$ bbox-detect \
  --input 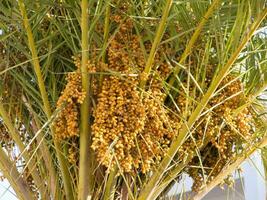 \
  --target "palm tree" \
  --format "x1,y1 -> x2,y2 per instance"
0,0 -> 267,199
